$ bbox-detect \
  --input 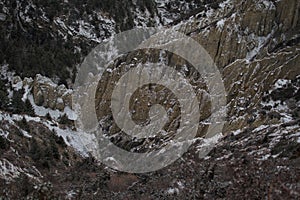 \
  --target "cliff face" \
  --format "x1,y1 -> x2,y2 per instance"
0,0 -> 300,199
168,0 -> 300,135
90,0 -> 300,148
186,0 -> 300,67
